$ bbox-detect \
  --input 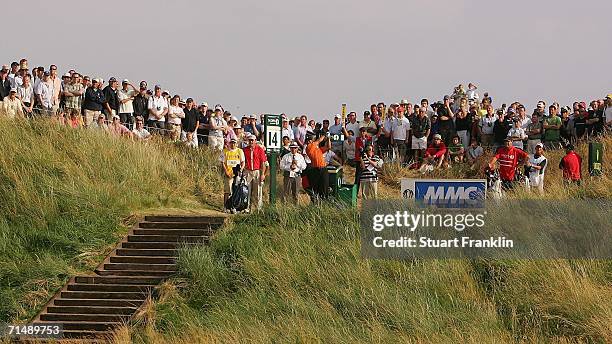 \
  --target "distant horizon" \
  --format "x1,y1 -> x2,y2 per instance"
3,0 -> 610,122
